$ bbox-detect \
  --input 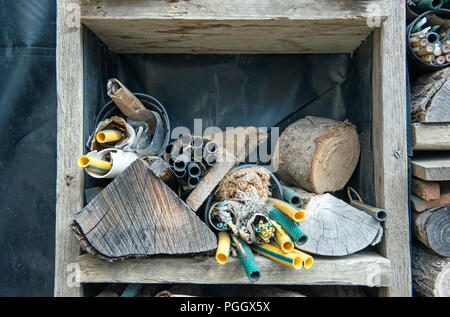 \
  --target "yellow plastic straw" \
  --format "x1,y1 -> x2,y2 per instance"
251,243 -> 302,270
290,248 -> 314,270
215,232 -> 231,265
96,129 -> 123,143
78,155 -> 112,175
268,198 -> 306,222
